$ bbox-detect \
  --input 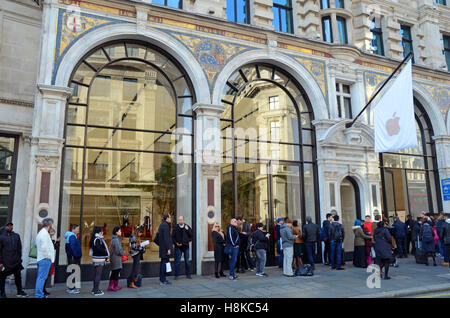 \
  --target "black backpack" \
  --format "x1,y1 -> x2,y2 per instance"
332,223 -> 343,242
247,232 -> 258,252
153,232 -> 160,246
295,264 -> 314,276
